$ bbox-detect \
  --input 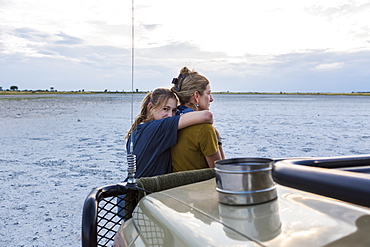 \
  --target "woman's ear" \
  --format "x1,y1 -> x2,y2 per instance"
193,91 -> 200,104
